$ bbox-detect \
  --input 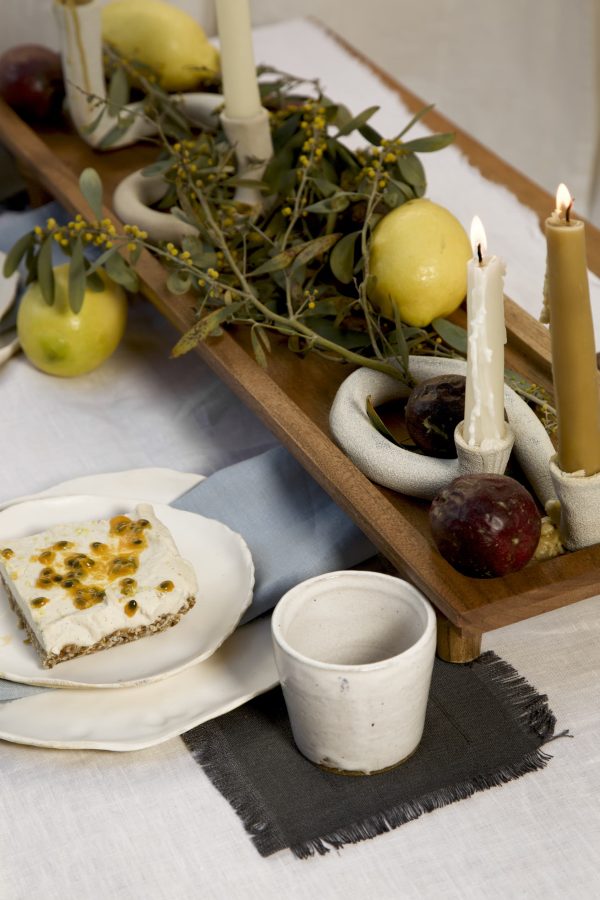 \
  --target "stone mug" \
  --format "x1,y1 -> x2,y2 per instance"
271,570 -> 436,774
